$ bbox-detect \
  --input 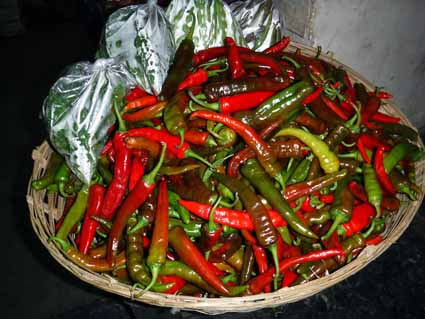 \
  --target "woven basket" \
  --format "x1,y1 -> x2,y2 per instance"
27,42 -> 425,314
